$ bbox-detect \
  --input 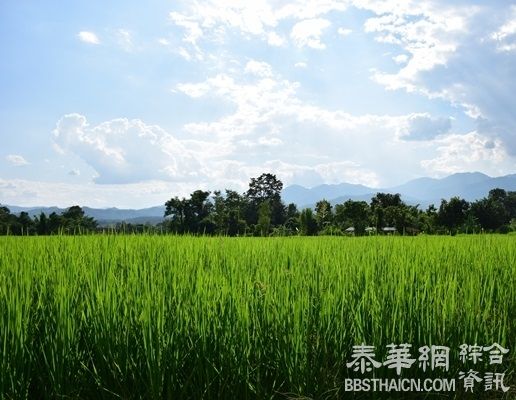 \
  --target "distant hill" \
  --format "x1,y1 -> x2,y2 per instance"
282,172 -> 516,209
282,183 -> 374,206
6,205 -> 166,226
4,172 -> 516,223
387,172 -> 516,204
